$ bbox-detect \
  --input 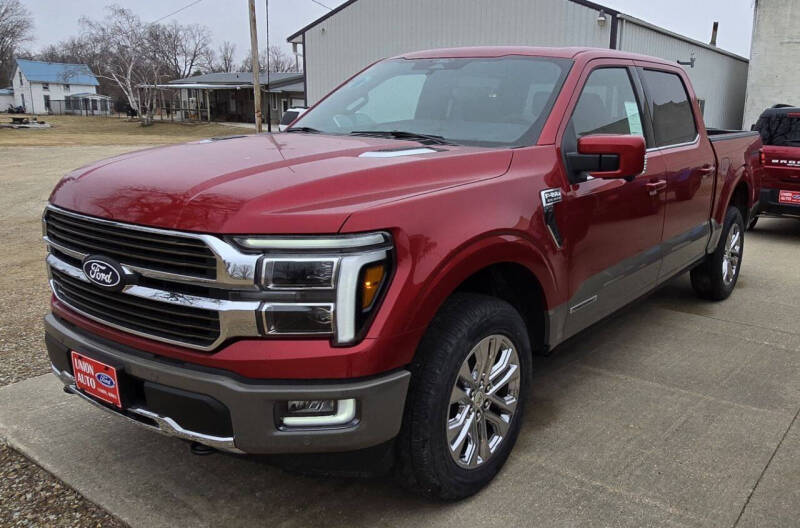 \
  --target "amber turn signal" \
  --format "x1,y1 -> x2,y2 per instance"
360,263 -> 386,309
